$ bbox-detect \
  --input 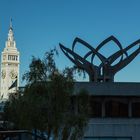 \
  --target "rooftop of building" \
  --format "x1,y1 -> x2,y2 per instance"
74,82 -> 140,96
